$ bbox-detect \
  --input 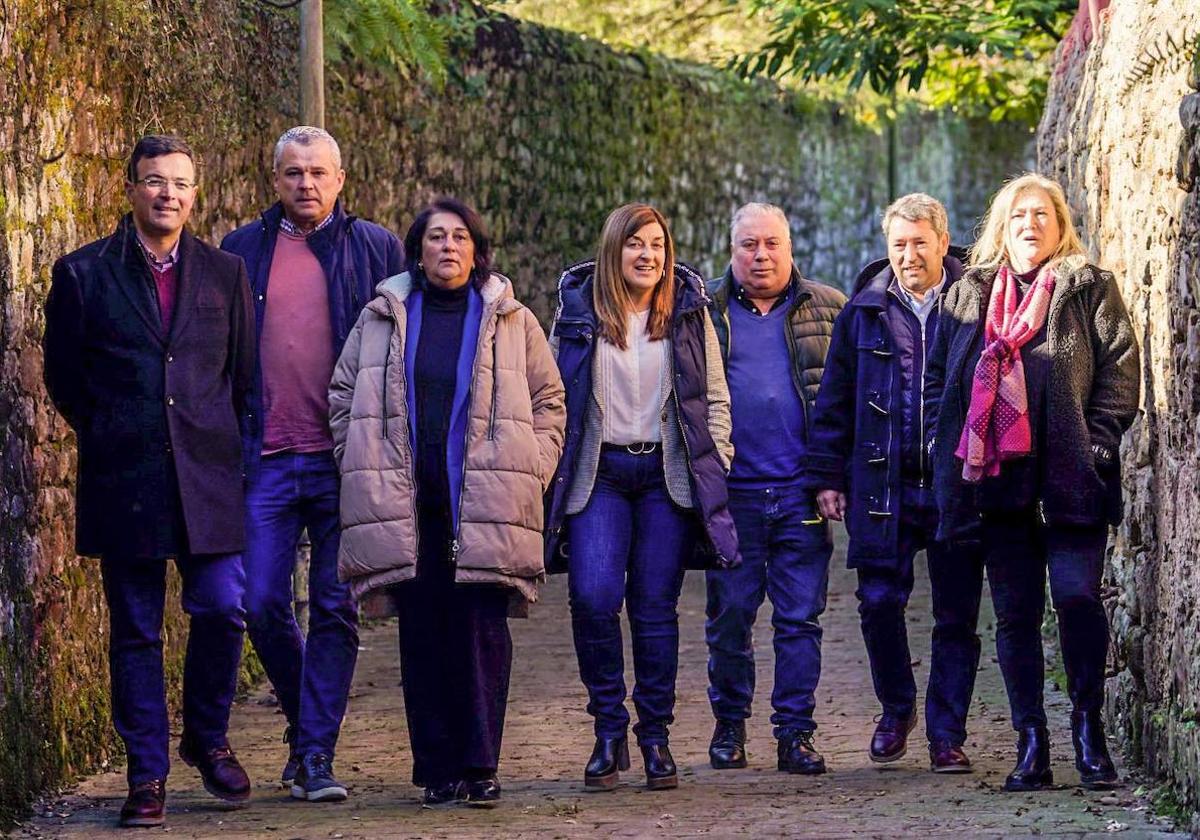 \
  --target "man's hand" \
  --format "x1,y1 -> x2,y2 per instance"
816,489 -> 847,522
